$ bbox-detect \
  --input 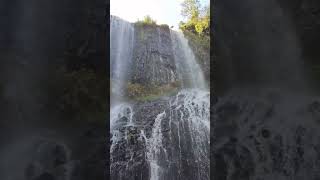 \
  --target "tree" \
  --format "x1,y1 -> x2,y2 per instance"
181,0 -> 200,21
180,0 -> 210,36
